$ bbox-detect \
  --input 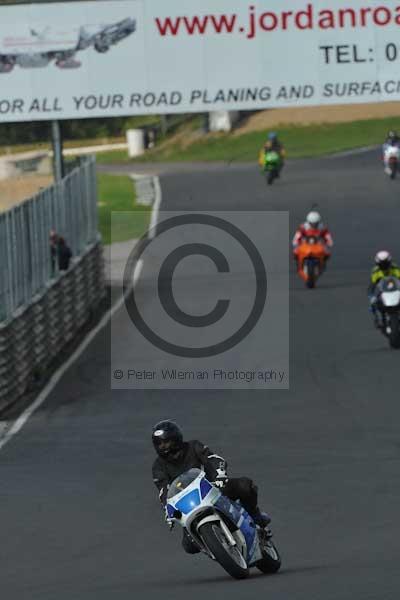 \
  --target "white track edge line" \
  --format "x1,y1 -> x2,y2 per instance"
148,176 -> 162,239
0,292 -> 124,451
325,145 -> 378,159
